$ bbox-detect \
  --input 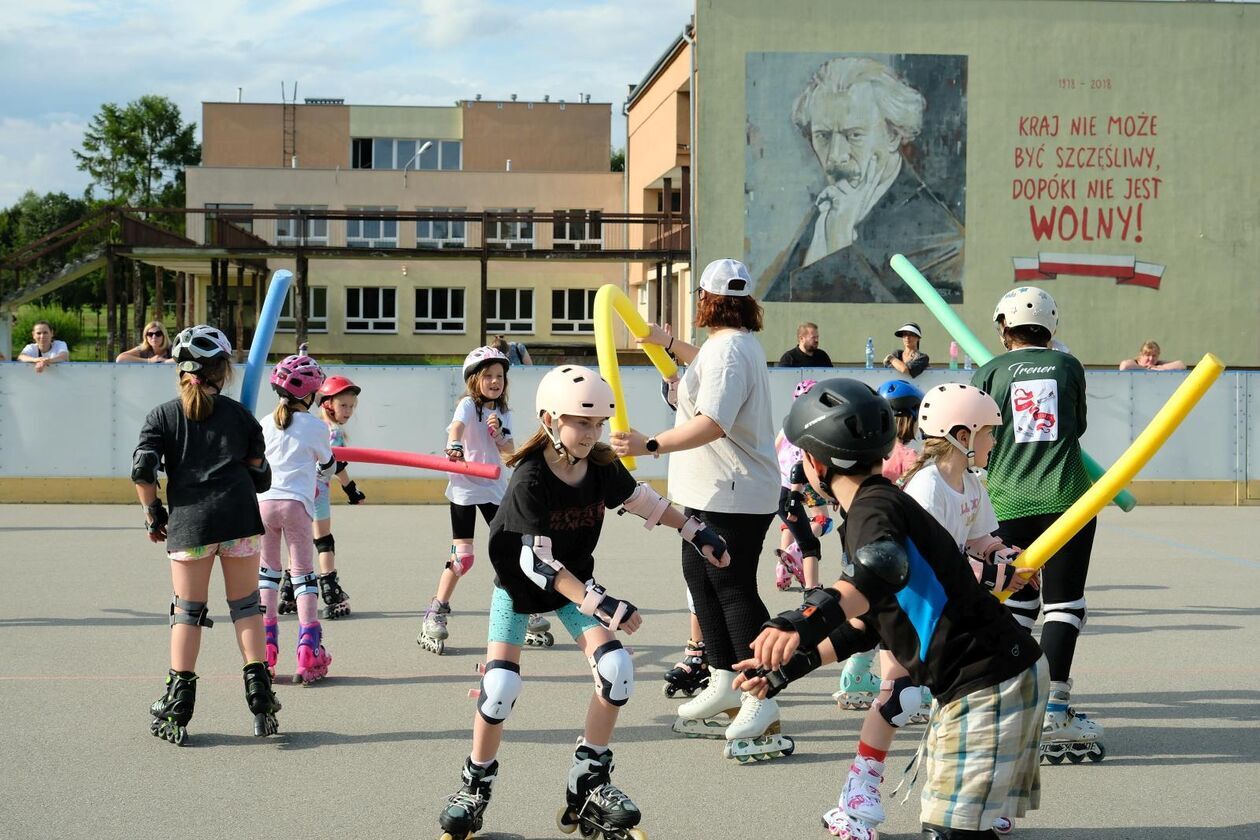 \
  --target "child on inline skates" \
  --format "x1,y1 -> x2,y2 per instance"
773,379 -> 835,592
437,365 -> 729,840
419,346 -> 538,654
133,325 -> 281,745
824,383 -> 1035,839
307,374 -> 363,620
834,379 -> 925,712
973,287 -> 1105,764
258,354 -> 337,685
736,378 -> 1047,840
